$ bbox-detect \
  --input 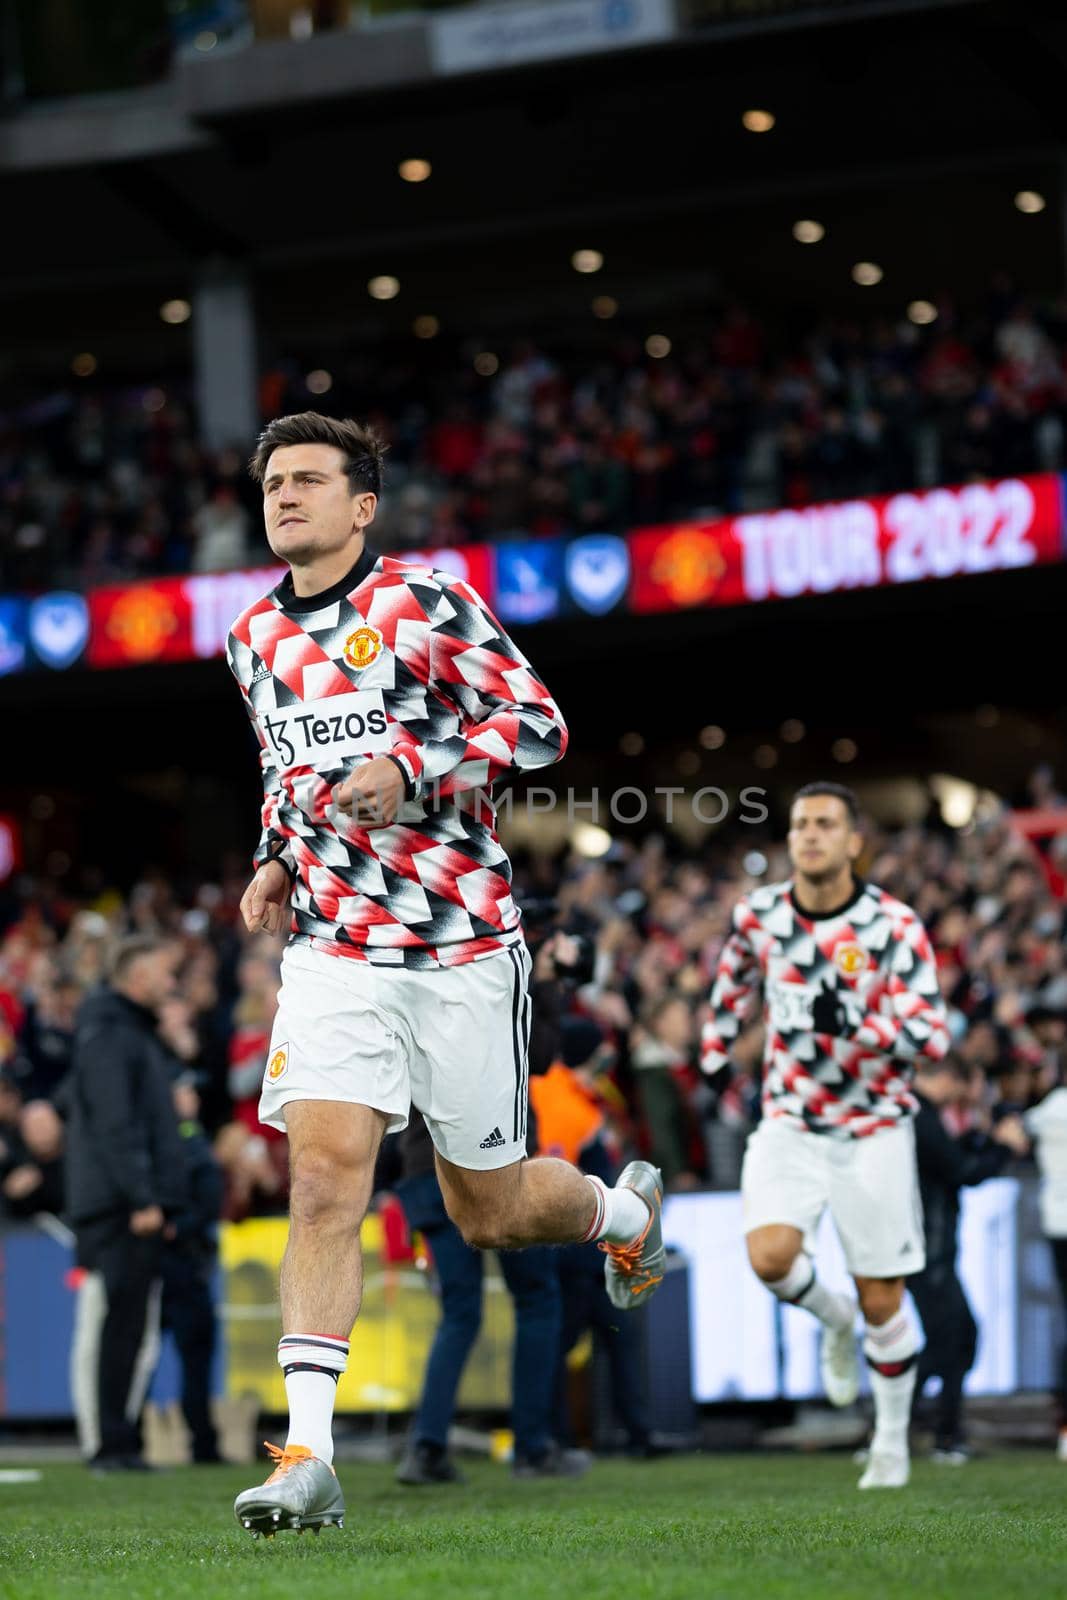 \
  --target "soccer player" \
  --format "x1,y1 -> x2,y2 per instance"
702,783 -> 950,1489
227,413 -> 664,1536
